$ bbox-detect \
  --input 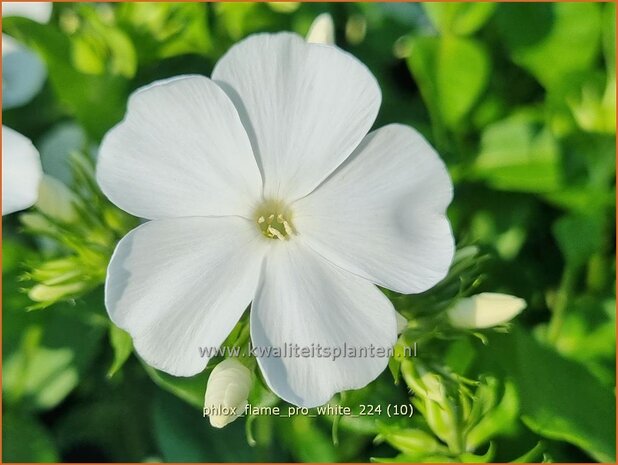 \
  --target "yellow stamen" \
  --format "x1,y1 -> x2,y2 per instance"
254,199 -> 296,240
